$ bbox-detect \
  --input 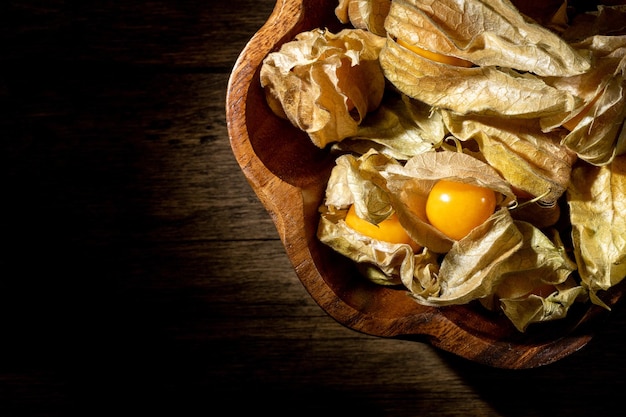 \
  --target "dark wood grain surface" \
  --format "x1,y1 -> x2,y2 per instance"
2,1 -> 626,416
